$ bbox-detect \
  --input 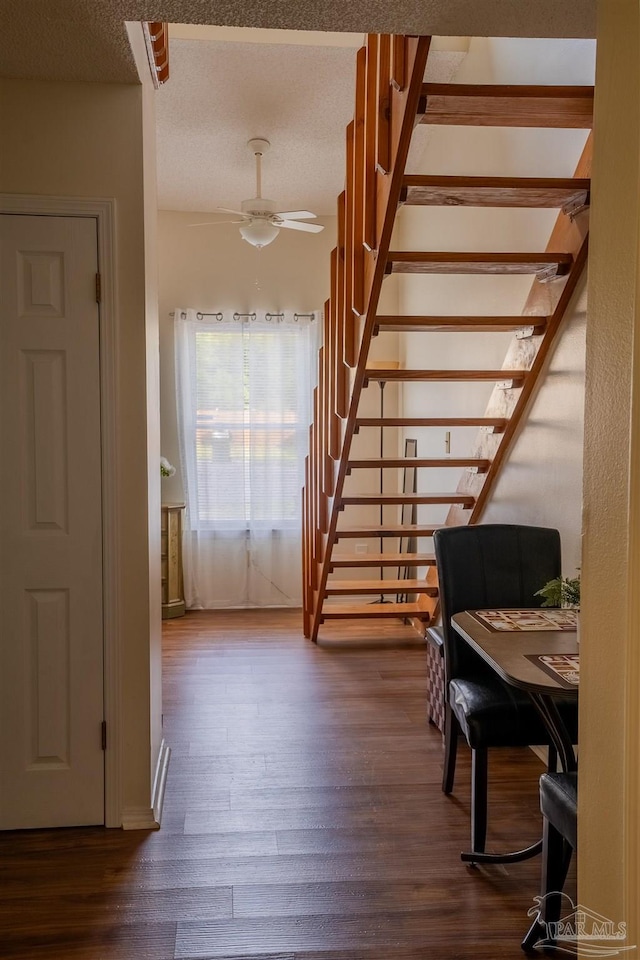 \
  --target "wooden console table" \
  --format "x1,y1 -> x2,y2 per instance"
161,502 -> 185,618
